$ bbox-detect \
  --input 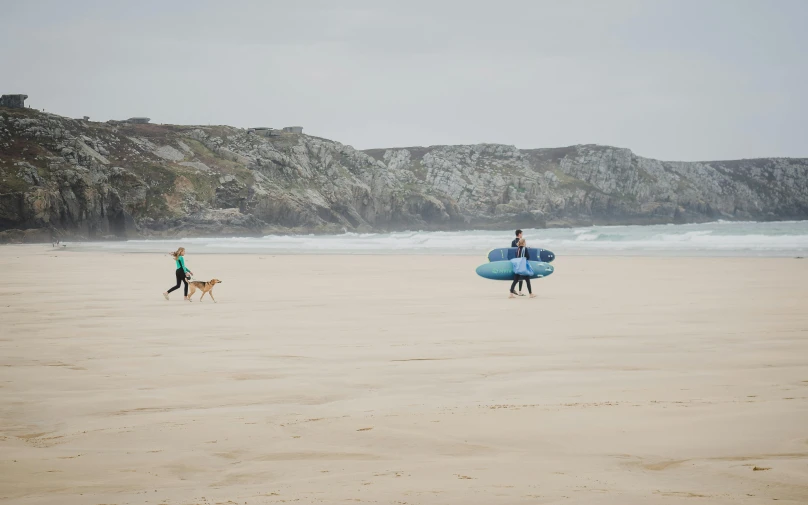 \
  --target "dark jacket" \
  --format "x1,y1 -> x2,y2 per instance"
516,245 -> 530,261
